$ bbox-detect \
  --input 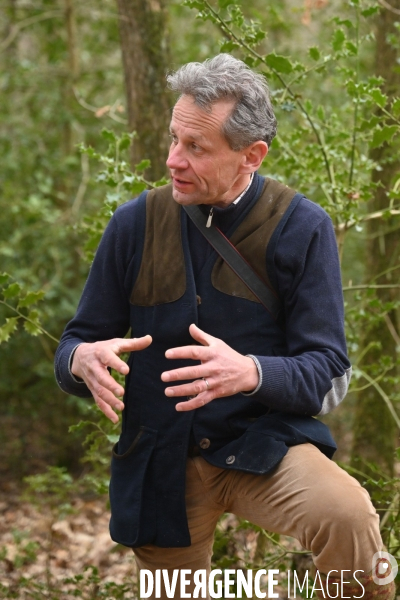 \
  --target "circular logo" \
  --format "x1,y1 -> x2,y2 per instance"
372,552 -> 398,585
